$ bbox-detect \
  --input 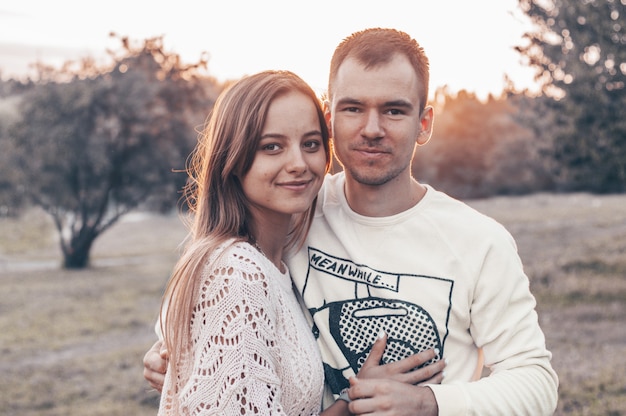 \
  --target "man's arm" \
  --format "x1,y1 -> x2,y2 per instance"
429,226 -> 558,415
142,333 -> 447,400
344,224 -> 558,416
